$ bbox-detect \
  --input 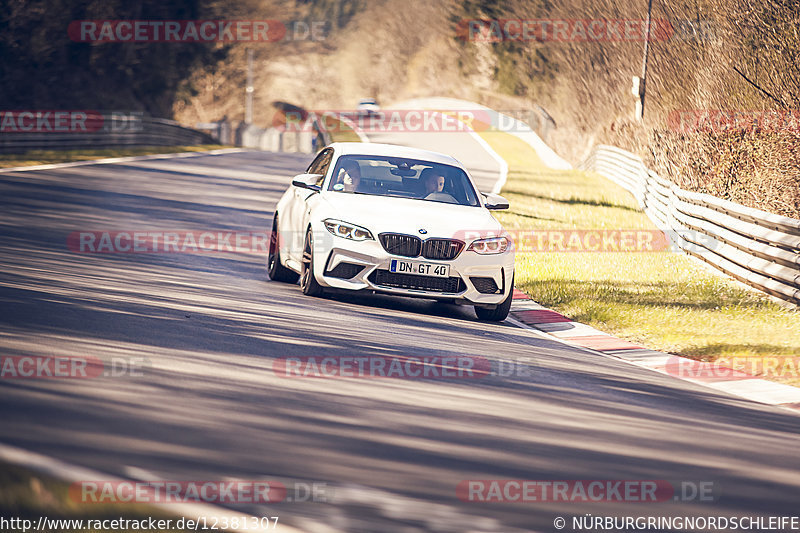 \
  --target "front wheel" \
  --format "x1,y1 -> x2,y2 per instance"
300,227 -> 324,297
267,214 -> 299,283
474,276 -> 514,322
